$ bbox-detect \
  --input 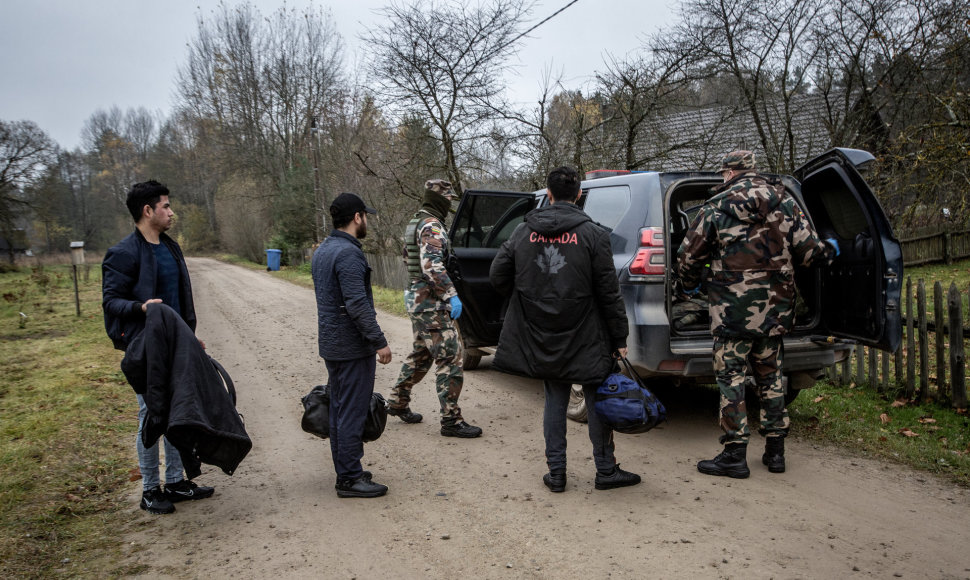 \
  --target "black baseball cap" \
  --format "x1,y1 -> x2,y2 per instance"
330,192 -> 377,219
